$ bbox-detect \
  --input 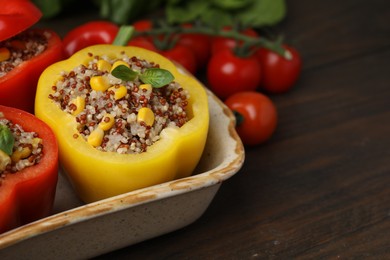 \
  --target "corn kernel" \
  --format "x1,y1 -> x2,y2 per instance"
32,138 -> 42,149
108,85 -> 127,100
99,113 -> 115,131
90,76 -> 110,92
55,76 -> 65,85
97,59 -> 112,72
87,127 -> 104,147
139,84 -> 152,93
0,150 -> 11,172
70,96 -> 85,115
137,107 -> 155,126
0,47 -> 11,62
11,147 -> 32,163
110,60 -> 130,72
